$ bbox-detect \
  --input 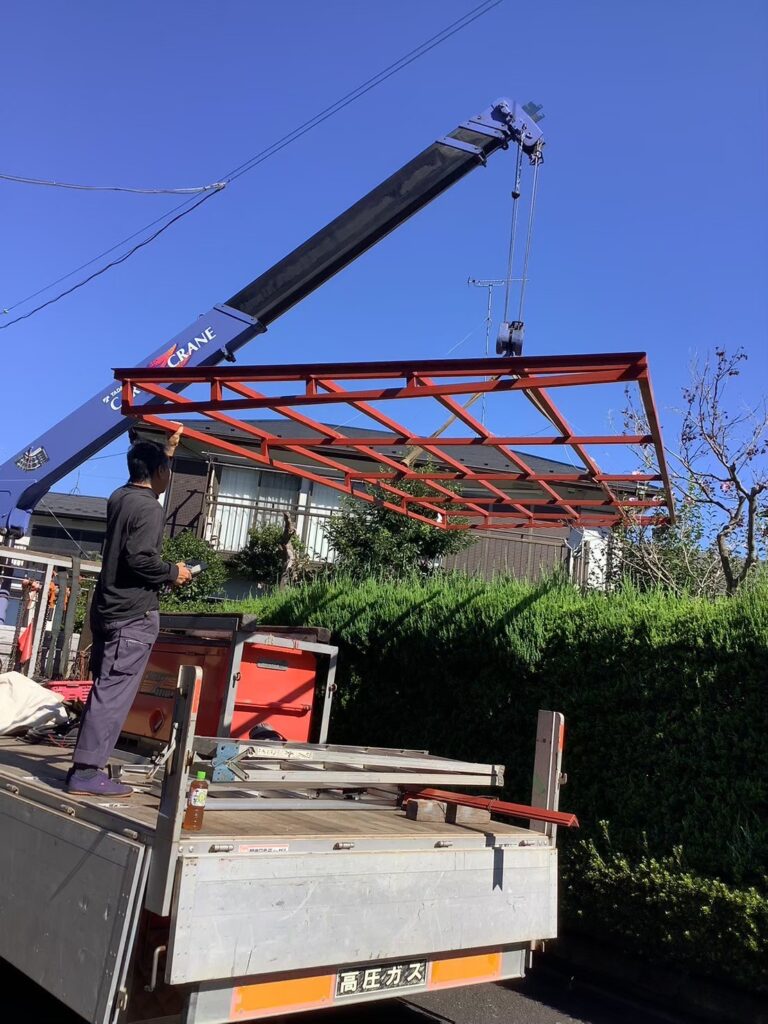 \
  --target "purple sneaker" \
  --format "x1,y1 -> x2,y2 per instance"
66,769 -> 134,797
